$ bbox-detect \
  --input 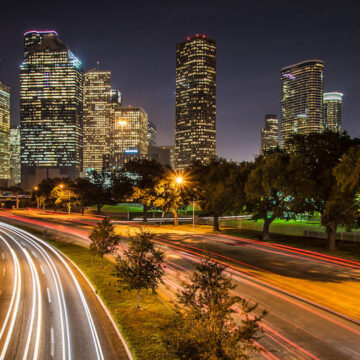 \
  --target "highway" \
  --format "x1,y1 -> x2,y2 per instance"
0,212 -> 360,359
0,221 -> 131,360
